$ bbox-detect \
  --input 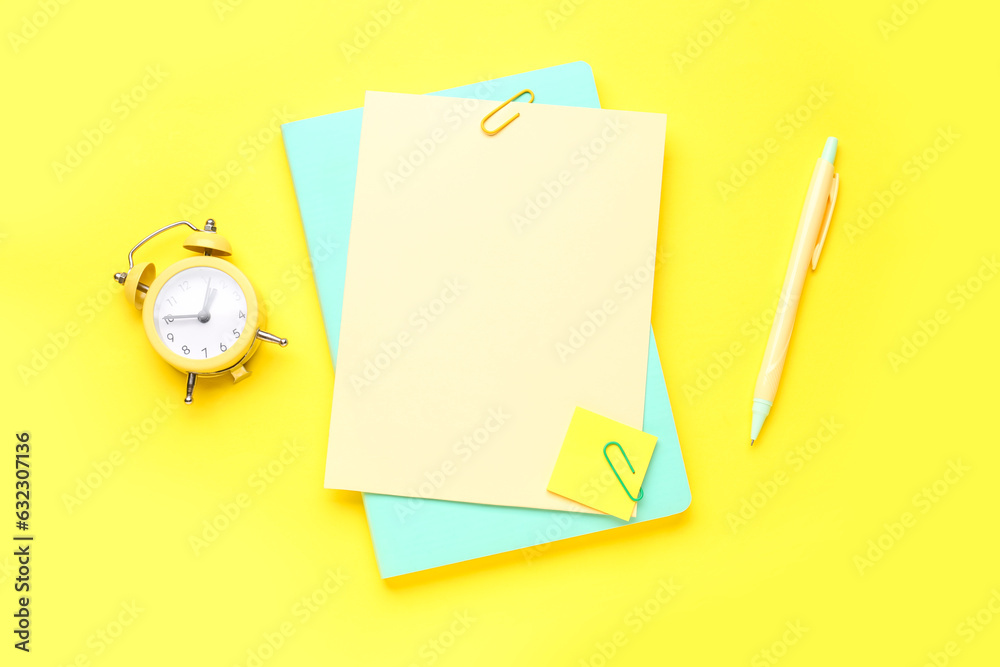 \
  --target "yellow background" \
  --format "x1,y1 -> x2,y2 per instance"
3,0 -> 999,665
